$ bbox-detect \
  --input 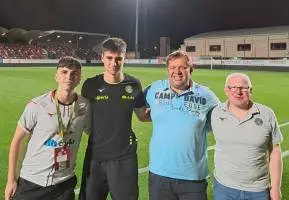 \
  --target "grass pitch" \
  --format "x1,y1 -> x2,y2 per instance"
0,66 -> 288,200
